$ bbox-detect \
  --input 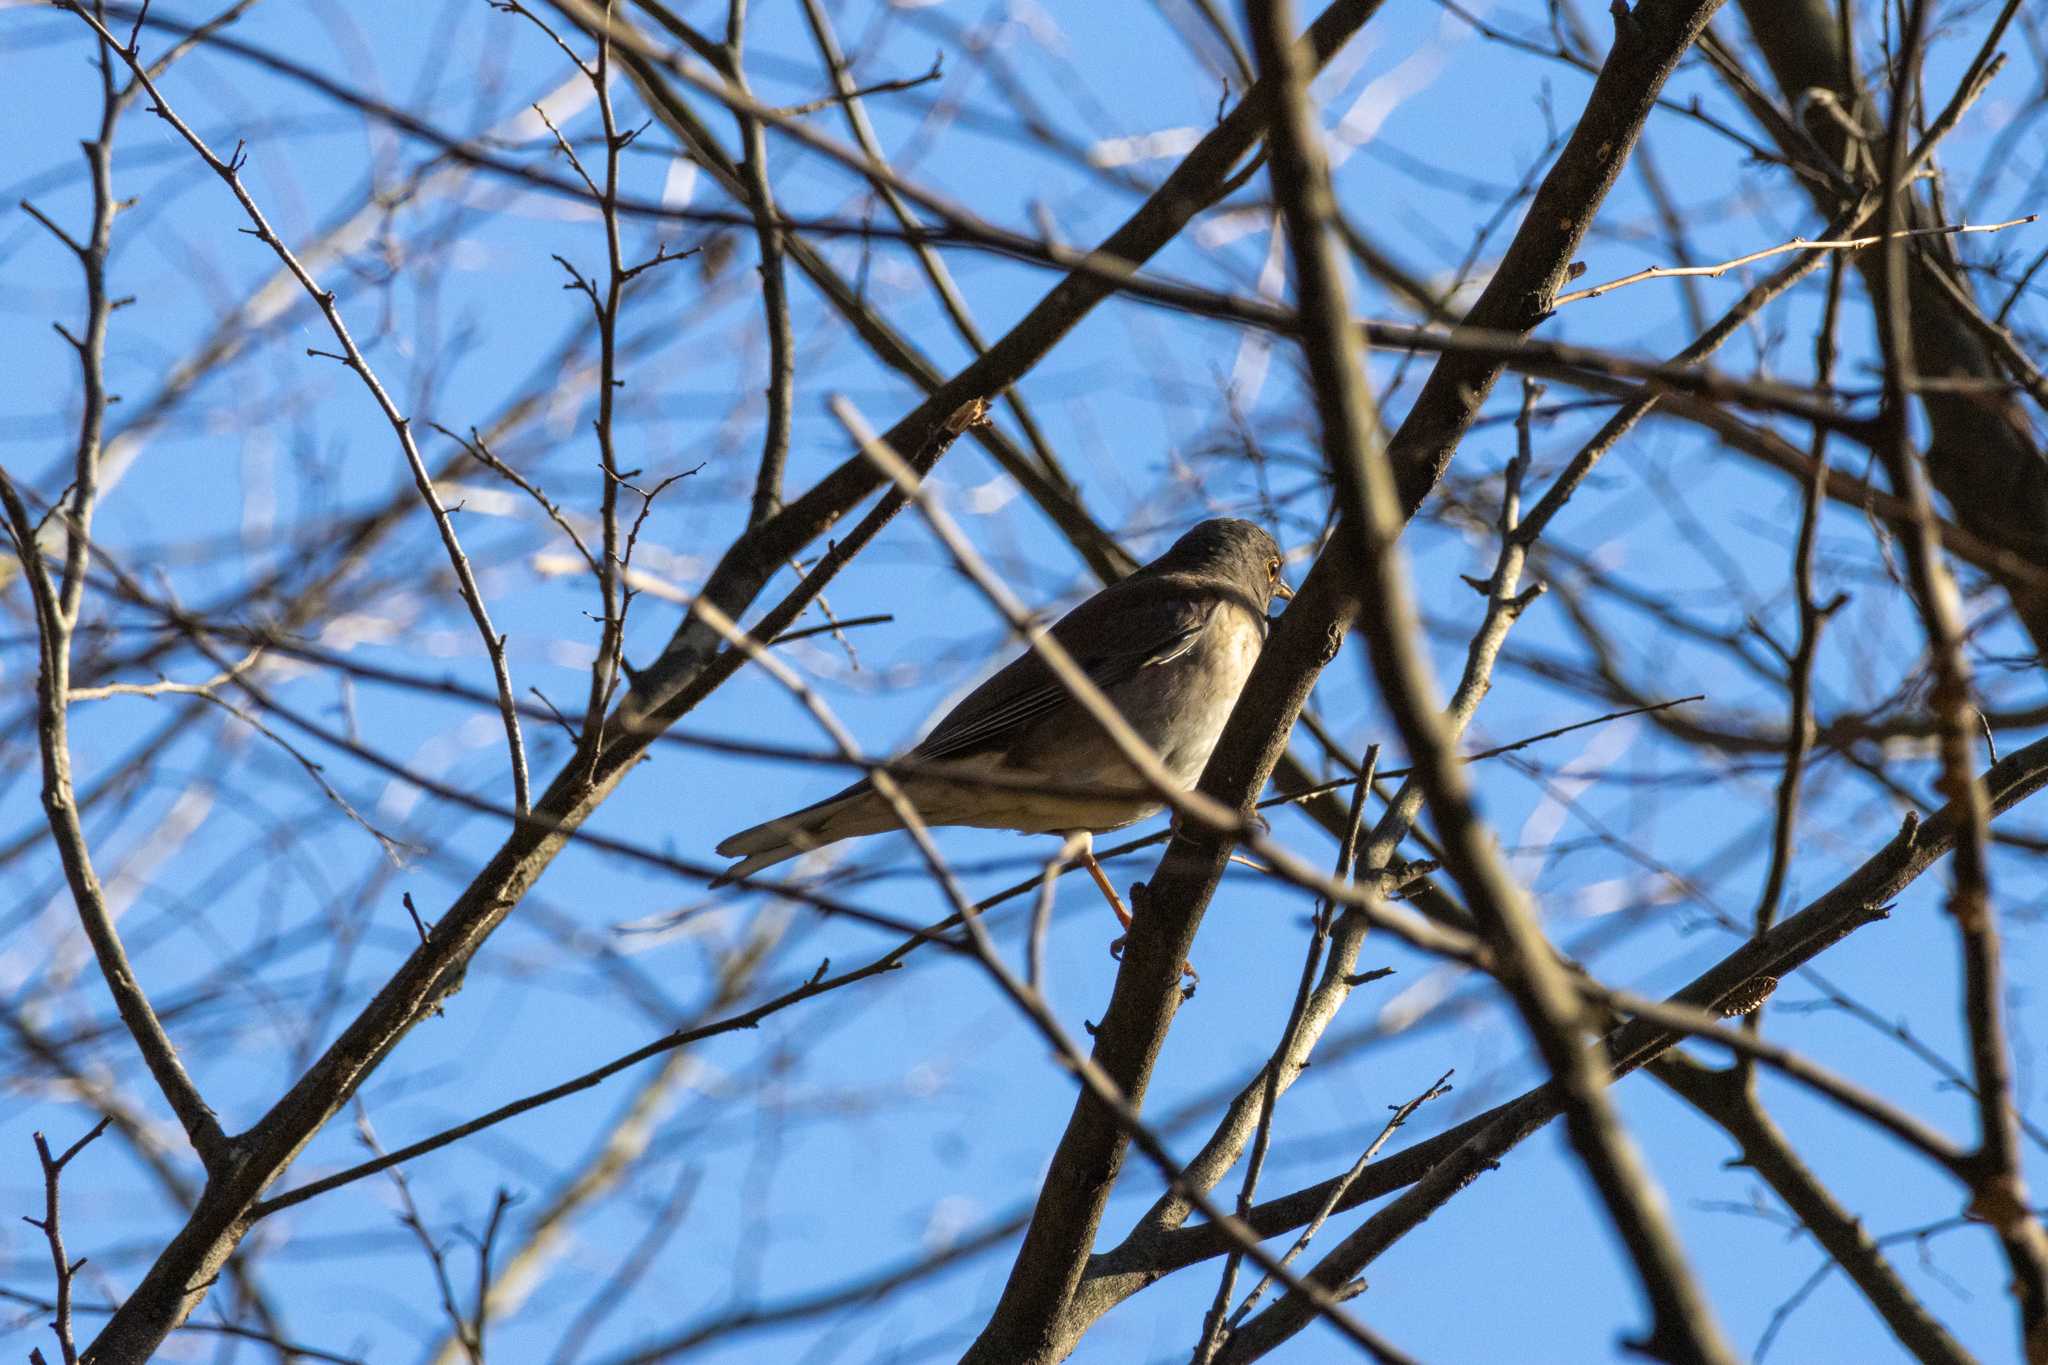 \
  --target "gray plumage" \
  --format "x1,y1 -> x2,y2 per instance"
712,518 -> 1288,885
